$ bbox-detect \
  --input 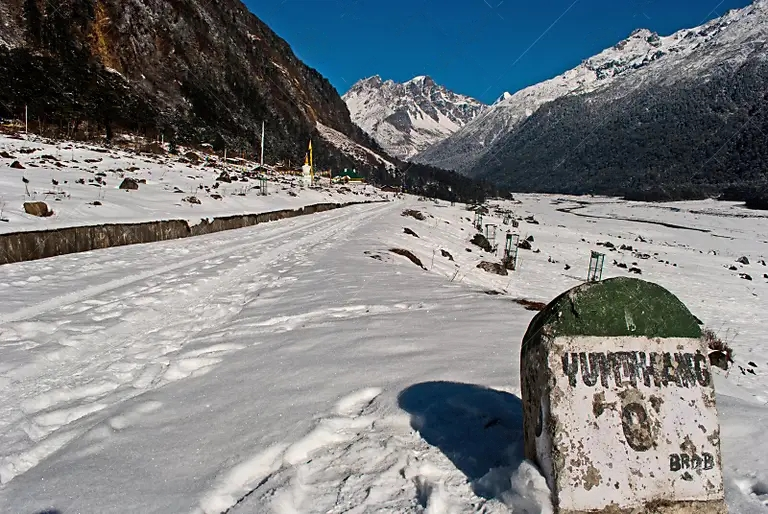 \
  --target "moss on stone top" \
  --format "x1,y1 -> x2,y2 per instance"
522,277 -> 701,356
